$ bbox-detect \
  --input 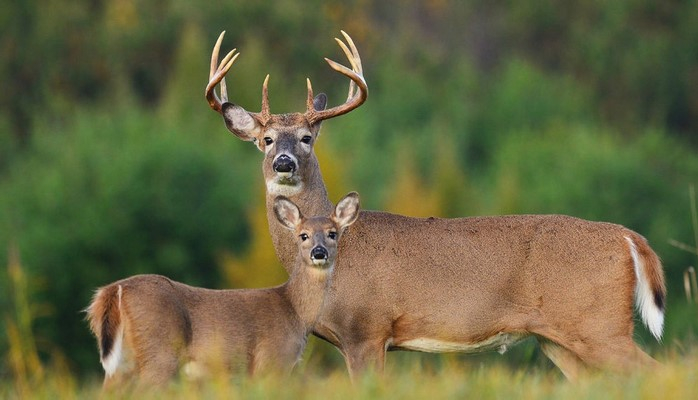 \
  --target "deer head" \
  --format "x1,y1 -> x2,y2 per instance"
274,191 -> 360,269
206,31 -> 367,198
